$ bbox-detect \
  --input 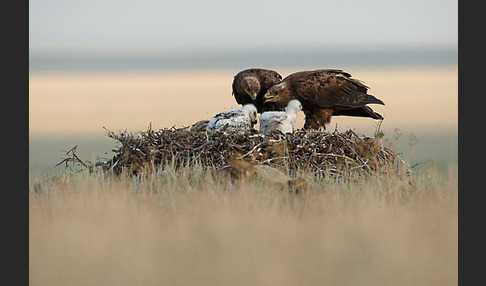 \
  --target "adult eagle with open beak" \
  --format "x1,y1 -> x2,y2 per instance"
232,68 -> 283,113
264,69 -> 385,130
